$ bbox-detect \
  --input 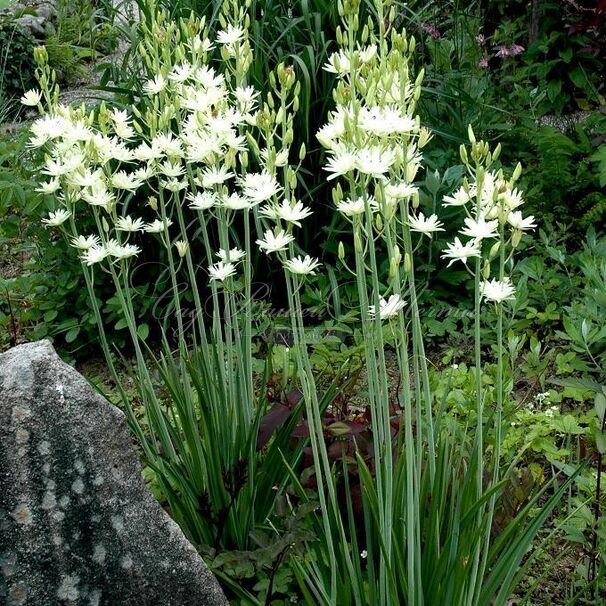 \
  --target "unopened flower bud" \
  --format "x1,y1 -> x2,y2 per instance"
288,169 -> 297,190
404,253 -> 412,273
299,143 -> 306,161
512,162 -> 522,182
459,144 -> 468,165
482,260 -> 491,279
389,255 -> 399,280
418,127 -> 433,148
468,124 -> 476,144
148,196 -> 158,211
33,45 -> 48,65
175,240 -> 189,257
493,142 -> 502,162
338,241 -> 345,262
354,231 -> 363,253
102,217 -> 110,233
488,240 -> 501,260
511,229 -> 522,248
